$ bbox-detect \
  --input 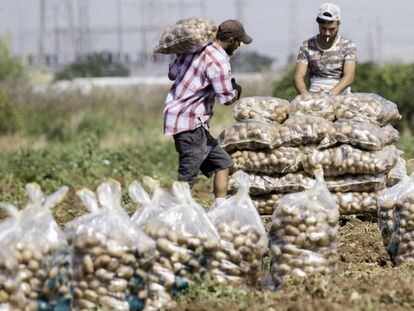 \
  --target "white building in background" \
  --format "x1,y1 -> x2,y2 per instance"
1,0 -> 414,76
